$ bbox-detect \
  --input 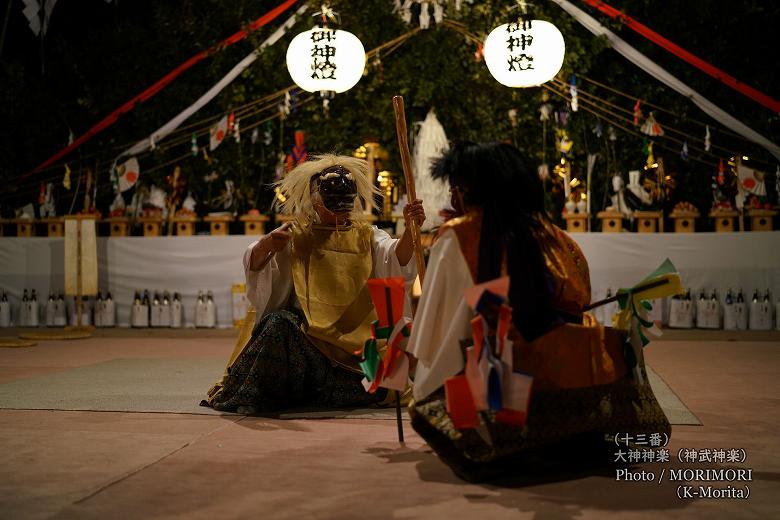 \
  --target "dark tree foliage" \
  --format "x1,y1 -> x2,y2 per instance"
1,0 -> 777,222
